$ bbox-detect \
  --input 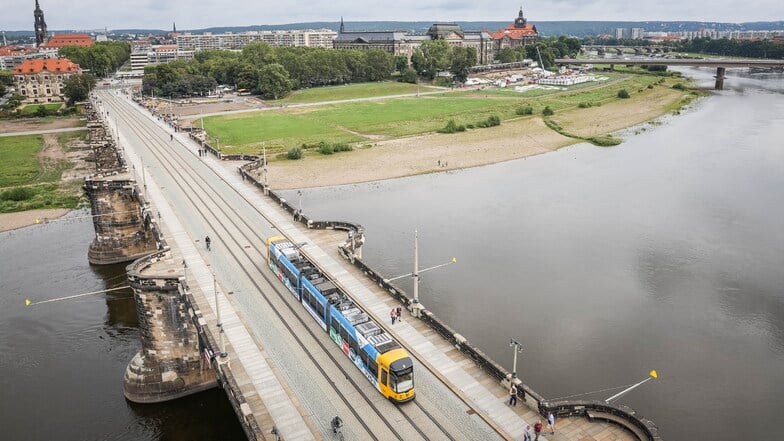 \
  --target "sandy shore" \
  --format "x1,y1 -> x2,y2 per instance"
0,208 -> 72,232
266,86 -> 690,190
